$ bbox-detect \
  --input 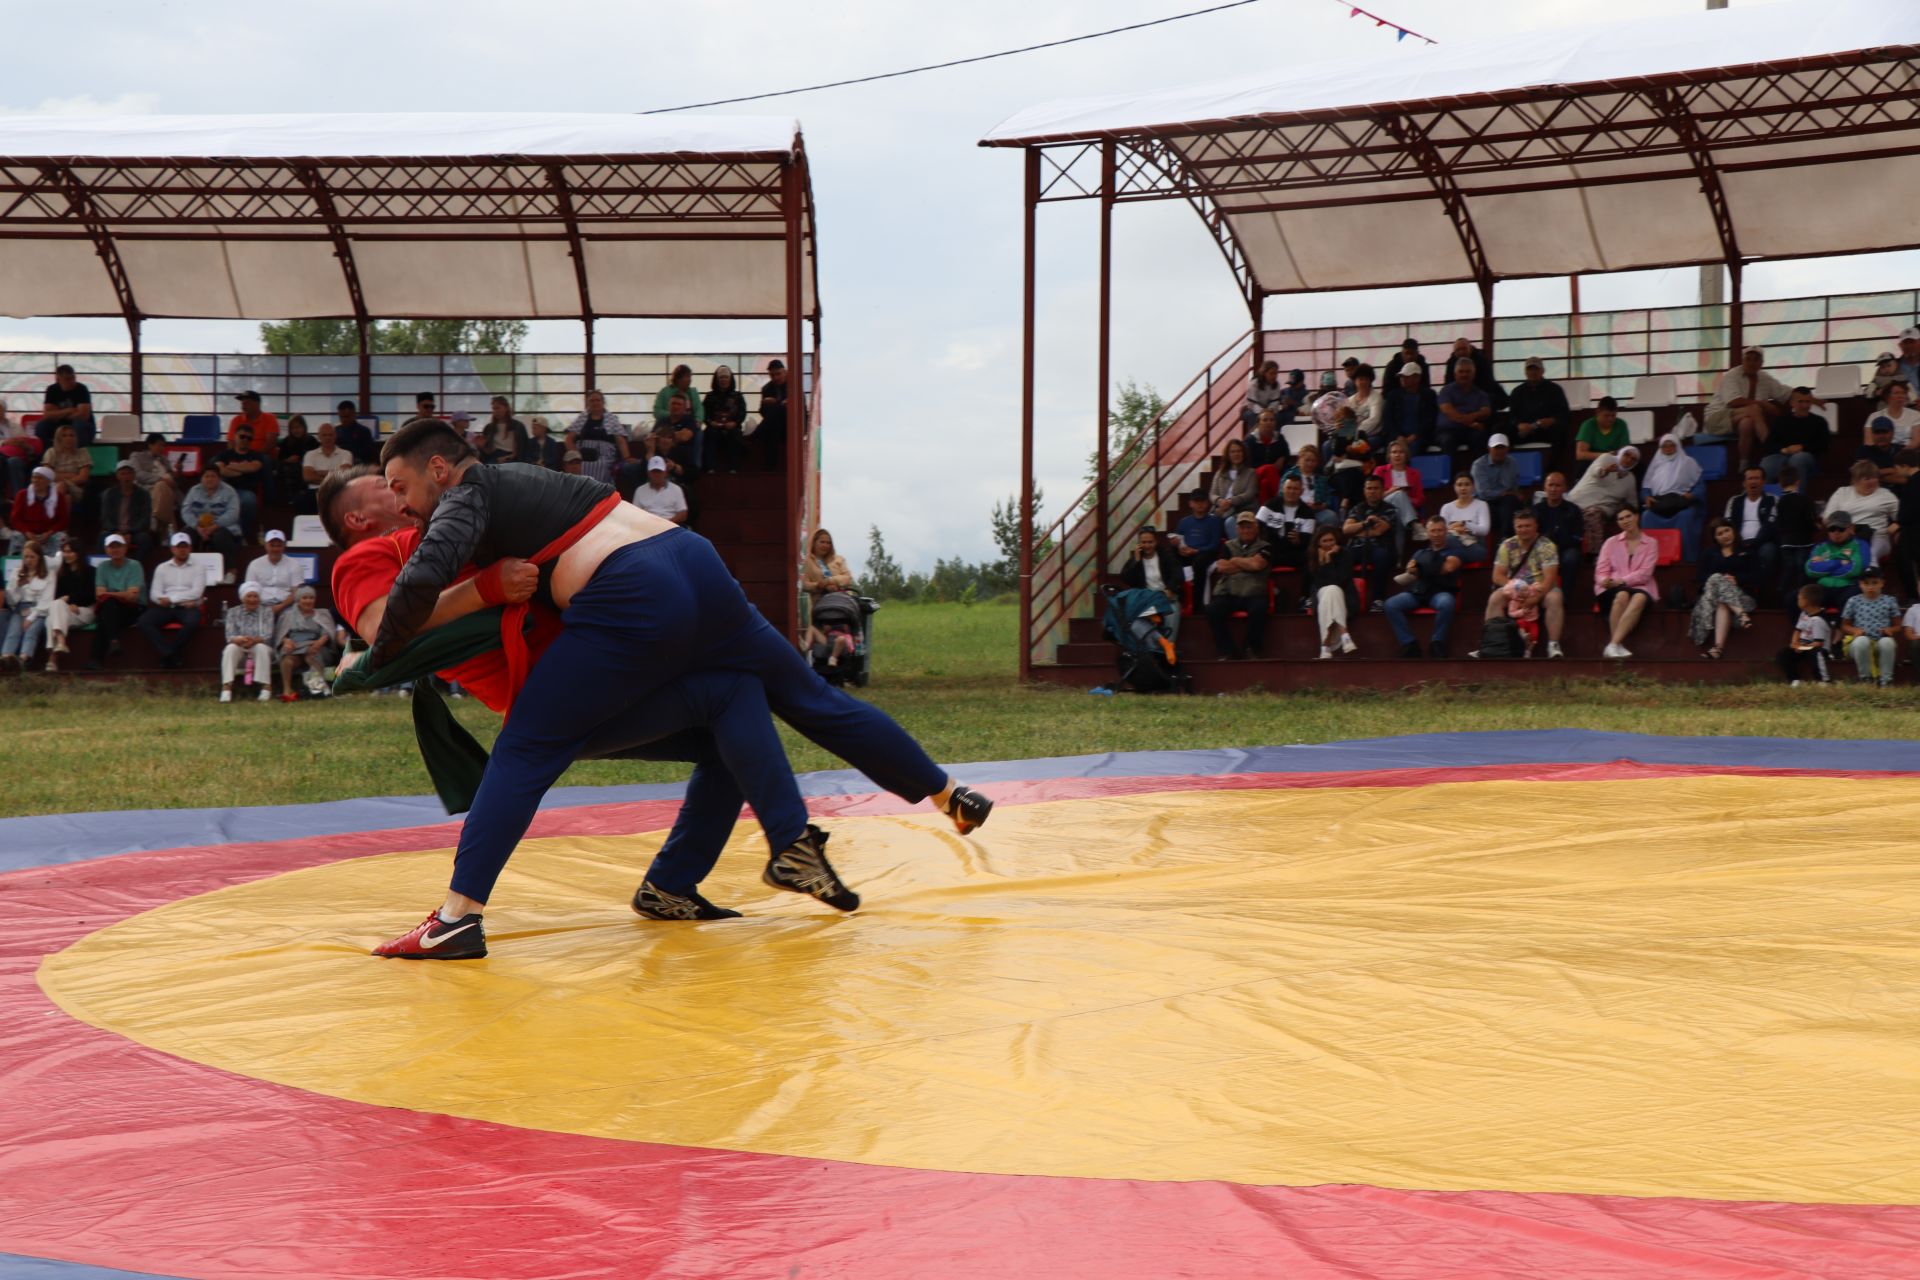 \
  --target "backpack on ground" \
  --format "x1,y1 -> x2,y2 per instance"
1477,615 -> 1525,659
